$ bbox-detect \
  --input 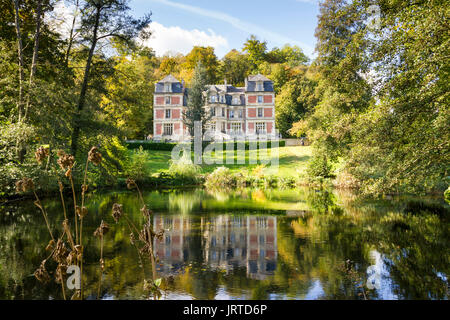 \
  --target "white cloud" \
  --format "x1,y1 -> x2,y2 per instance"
149,0 -> 315,57
45,0 -> 80,39
142,22 -> 229,57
